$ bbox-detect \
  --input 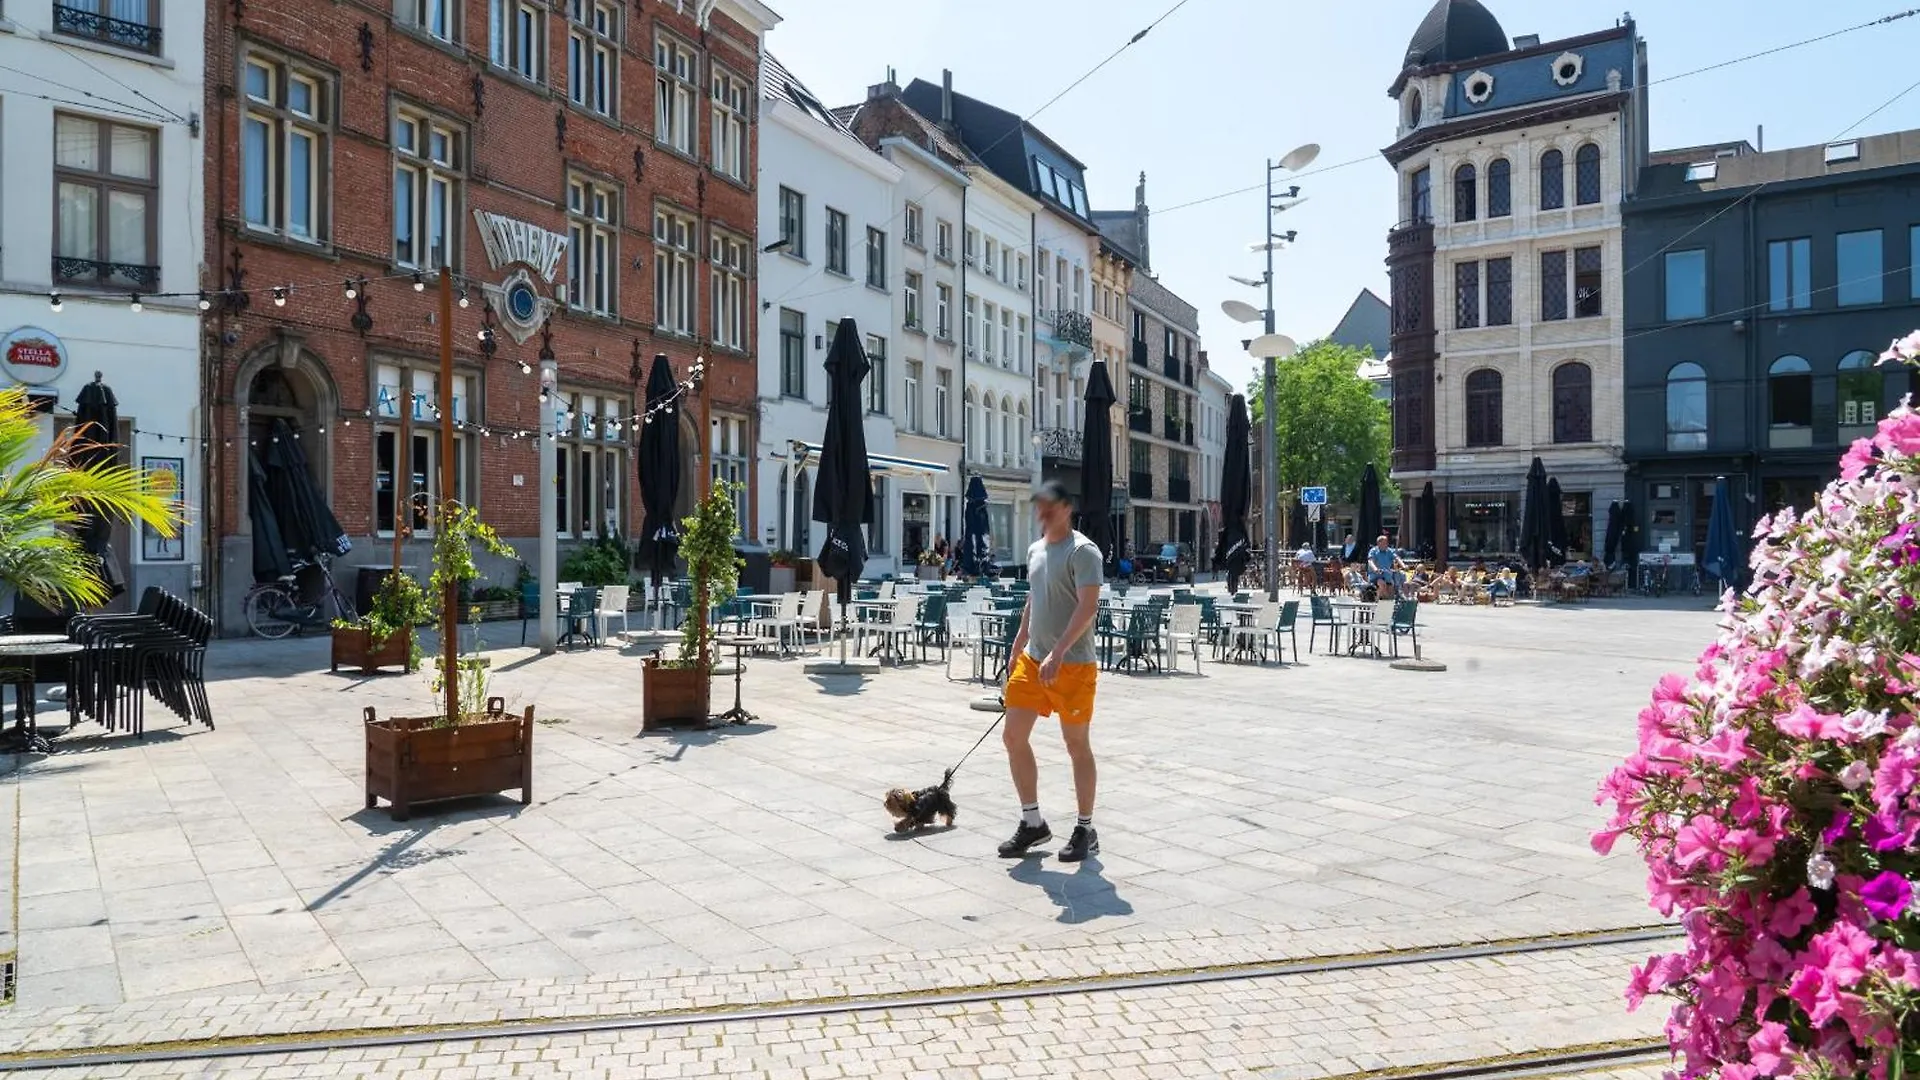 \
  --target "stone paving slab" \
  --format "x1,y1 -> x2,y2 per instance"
28,937 -> 1667,1079
0,904 -> 1671,1053
4,598 -> 1710,1017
